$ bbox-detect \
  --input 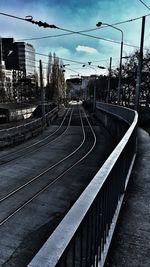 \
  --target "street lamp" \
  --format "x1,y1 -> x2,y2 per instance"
97,65 -> 106,69
96,22 -> 123,104
60,64 -> 70,68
